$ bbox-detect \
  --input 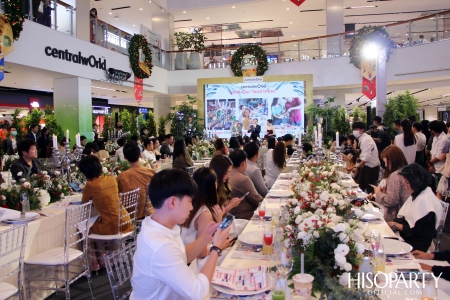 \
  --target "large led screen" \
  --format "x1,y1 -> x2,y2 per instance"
205,81 -> 305,138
